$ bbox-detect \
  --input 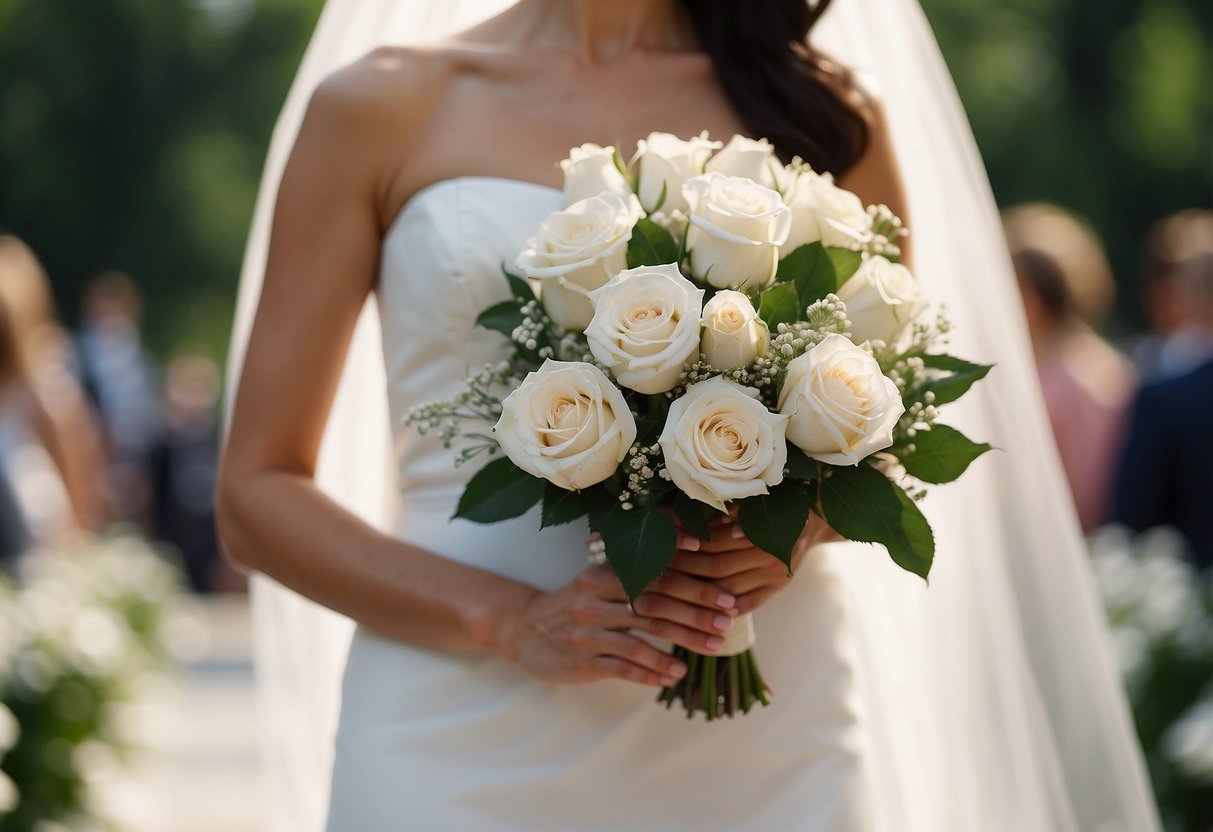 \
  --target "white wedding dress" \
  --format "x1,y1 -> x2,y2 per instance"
325,176 -> 872,830
230,2 -> 1164,830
